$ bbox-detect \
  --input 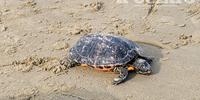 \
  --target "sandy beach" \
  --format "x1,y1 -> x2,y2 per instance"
0,0 -> 200,99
